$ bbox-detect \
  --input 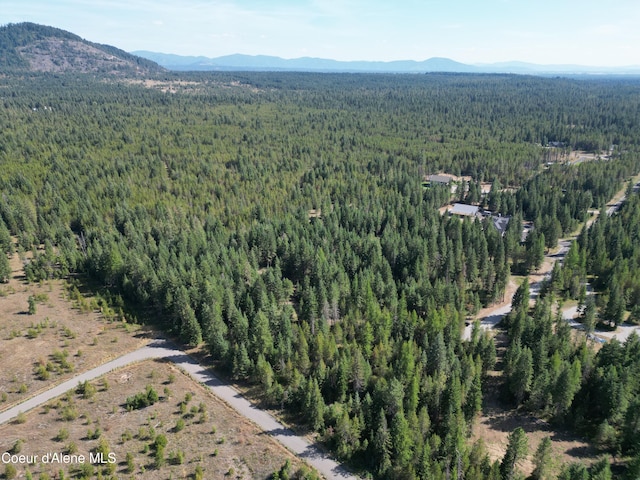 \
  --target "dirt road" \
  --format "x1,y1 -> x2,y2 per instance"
0,339 -> 358,480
